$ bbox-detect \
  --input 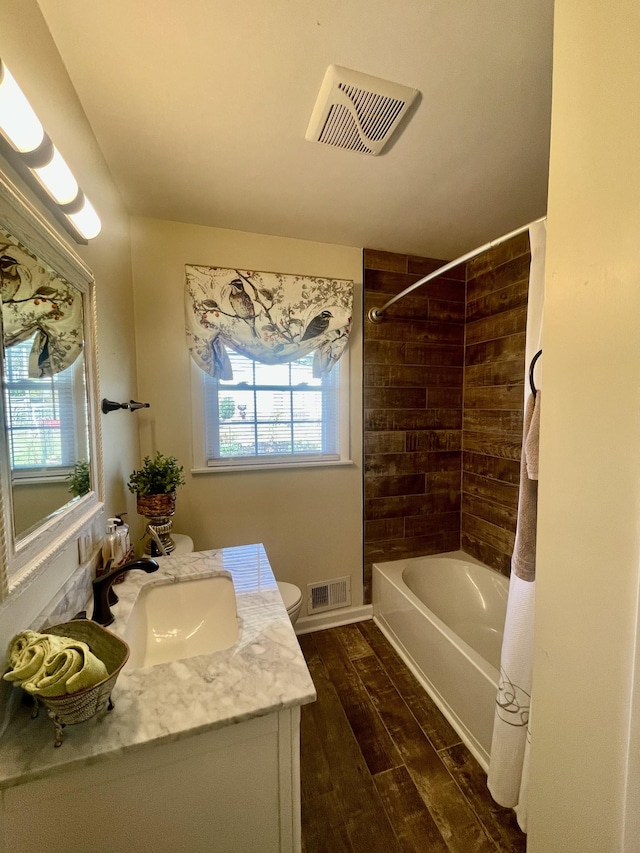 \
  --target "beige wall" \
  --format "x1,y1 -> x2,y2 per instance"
529,2 -> 640,851
130,217 -> 363,614
0,2 -> 139,650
